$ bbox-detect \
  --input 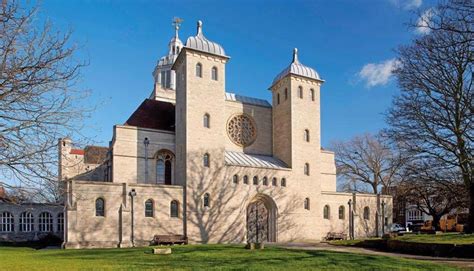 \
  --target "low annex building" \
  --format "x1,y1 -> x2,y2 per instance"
59,20 -> 392,248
